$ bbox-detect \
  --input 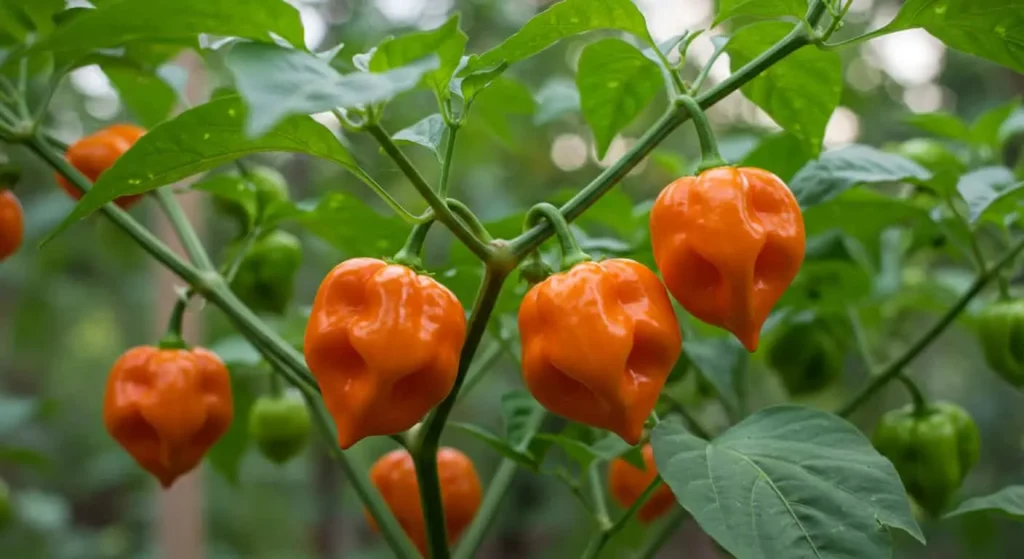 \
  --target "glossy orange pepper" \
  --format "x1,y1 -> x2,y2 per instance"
367,447 -> 482,556
304,258 -> 467,449
0,190 -> 23,261
55,123 -> 147,209
518,259 -> 681,444
103,346 -> 233,487
608,444 -> 677,523
649,167 -> 805,351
